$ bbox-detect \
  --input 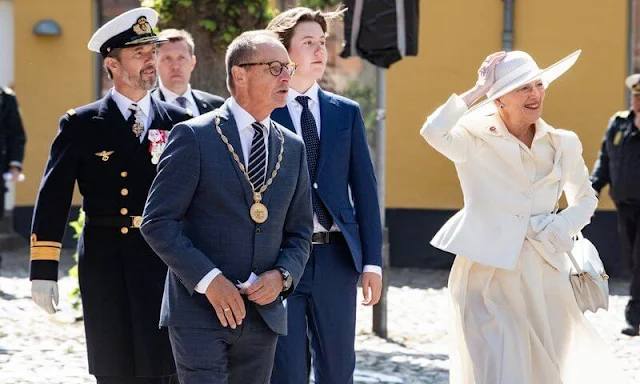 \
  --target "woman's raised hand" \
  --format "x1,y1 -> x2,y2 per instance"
475,51 -> 507,94
461,51 -> 507,107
